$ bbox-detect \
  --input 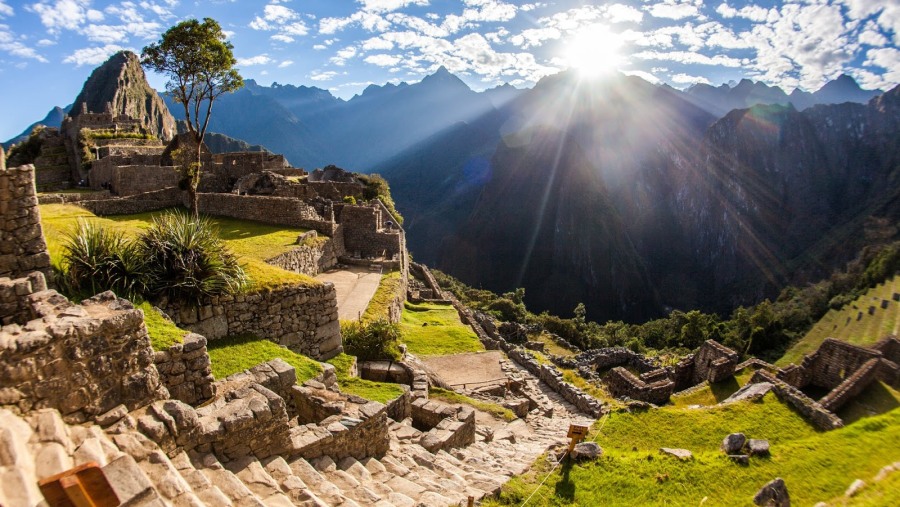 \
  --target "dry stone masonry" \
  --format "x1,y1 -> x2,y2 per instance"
153,333 -> 216,406
0,161 -> 51,281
